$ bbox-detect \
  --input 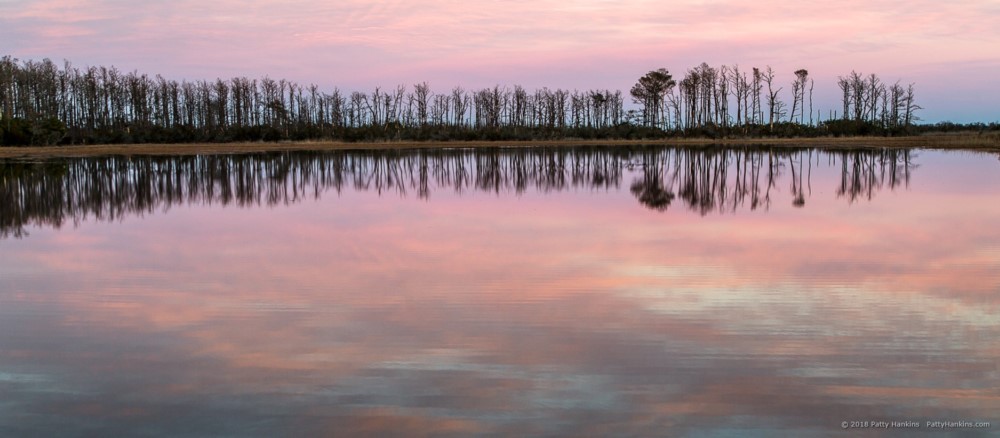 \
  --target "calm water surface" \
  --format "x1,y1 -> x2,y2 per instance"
1,146 -> 998,437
